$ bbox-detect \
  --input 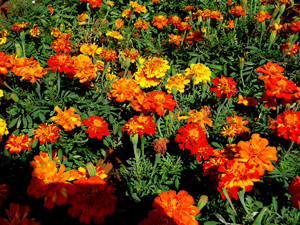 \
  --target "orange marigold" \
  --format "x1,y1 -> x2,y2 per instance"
255,62 -> 285,80
187,109 -> 212,131
168,34 -> 183,46
78,12 -> 88,25
123,48 -> 139,63
289,21 -> 300,33
254,11 -> 272,22
33,123 -> 61,144
0,183 -> 9,206
50,106 -> 82,131
121,115 -> 156,136
108,77 -> 143,102
115,18 -> 124,29
280,42 -> 299,55
51,27 -> 61,37
184,5 -> 194,11
152,15 -> 168,29
165,73 -> 190,93
0,52 -> 11,74
47,53 -> 74,73
151,190 -> 199,225
29,24 -> 40,37
82,115 -> 109,139
27,160 -> 78,209
221,115 -> 249,137
9,56 -> 37,76
122,8 -> 132,18
186,29 -> 203,44
177,21 -> 191,31
134,18 -> 149,30
30,150 -> 65,168
237,95 -> 258,106
237,133 -> 277,176
100,48 -> 118,61
80,43 -> 102,58
210,75 -> 237,98
106,30 -> 123,39
18,63 -> 47,83
5,134 -> 33,155
0,203 -> 40,225
50,35 -> 72,53
68,176 -> 117,224
168,16 -> 182,27
229,4 -> 247,16
71,54 -> 96,83
276,110 -> 300,144
225,20 -> 235,29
